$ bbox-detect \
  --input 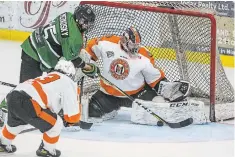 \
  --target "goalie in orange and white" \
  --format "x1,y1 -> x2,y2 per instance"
80,26 -> 206,129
